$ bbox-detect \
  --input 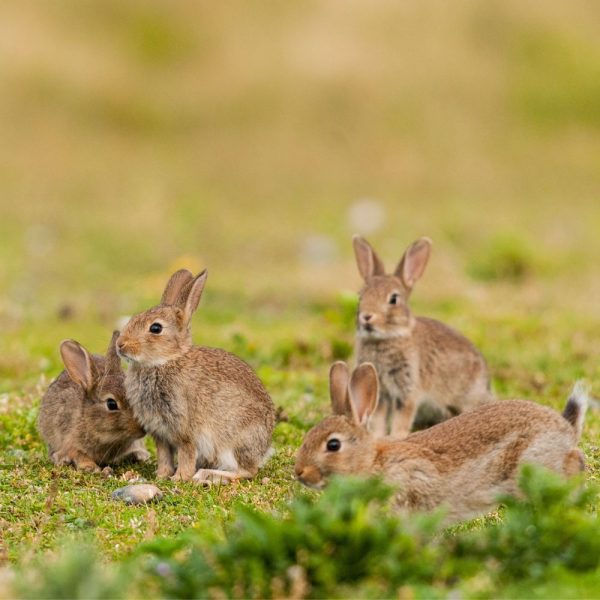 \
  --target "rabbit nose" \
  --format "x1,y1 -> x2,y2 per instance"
295,465 -> 305,479
360,313 -> 373,323
117,340 -> 125,350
